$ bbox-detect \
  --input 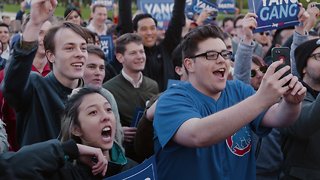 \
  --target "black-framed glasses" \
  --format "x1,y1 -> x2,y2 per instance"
310,53 -> 320,61
251,66 -> 267,78
189,50 -> 233,60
